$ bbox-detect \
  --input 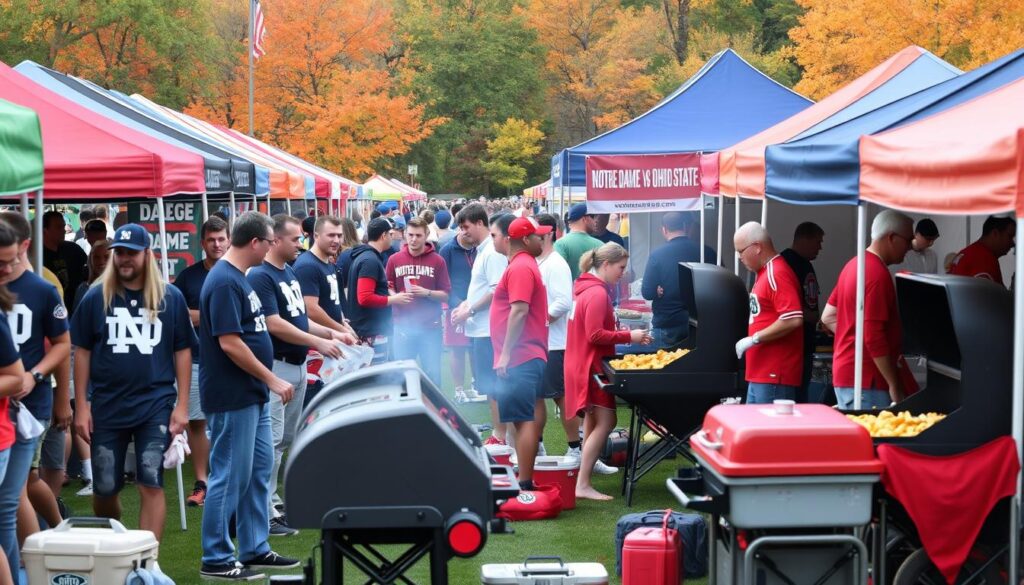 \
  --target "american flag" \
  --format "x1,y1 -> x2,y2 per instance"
252,0 -> 267,59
